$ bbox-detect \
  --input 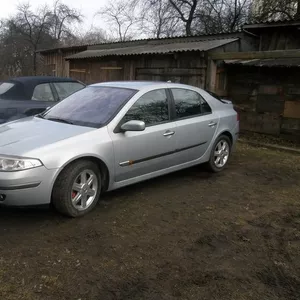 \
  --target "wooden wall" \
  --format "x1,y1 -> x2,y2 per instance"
68,52 -> 208,88
227,66 -> 300,138
259,27 -> 300,51
42,49 -> 85,78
